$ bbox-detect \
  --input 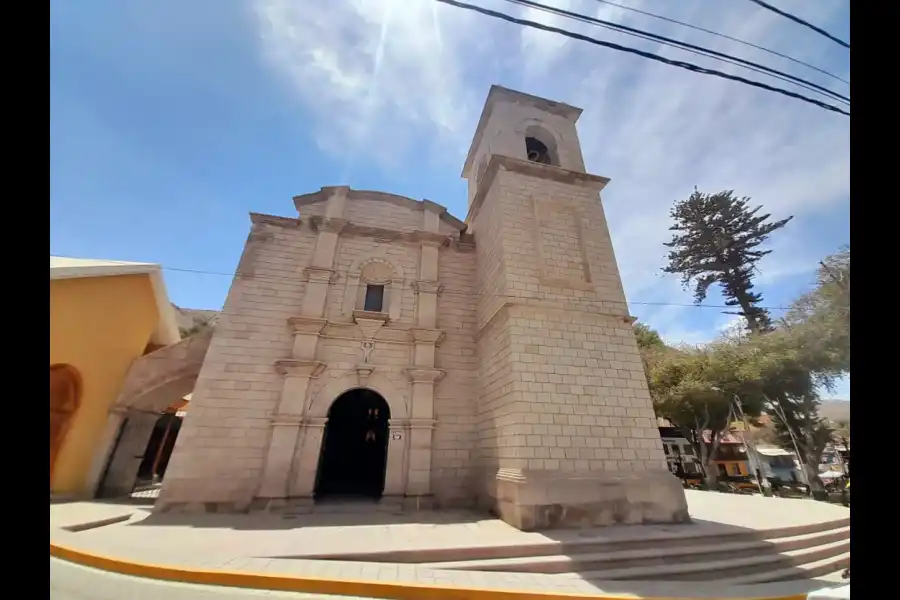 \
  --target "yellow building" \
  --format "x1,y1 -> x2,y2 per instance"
50,256 -> 180,497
